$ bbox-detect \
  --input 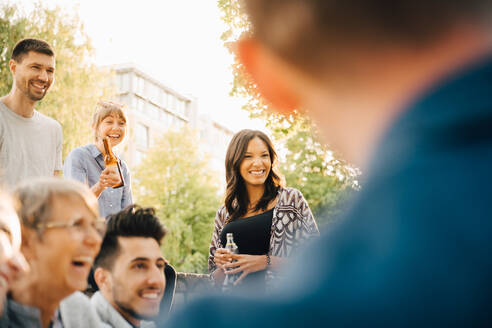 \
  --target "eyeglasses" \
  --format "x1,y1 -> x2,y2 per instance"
37,217 -> 107,237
